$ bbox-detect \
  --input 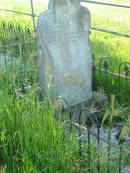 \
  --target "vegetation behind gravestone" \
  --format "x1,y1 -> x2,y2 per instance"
0,1 -> 130,171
